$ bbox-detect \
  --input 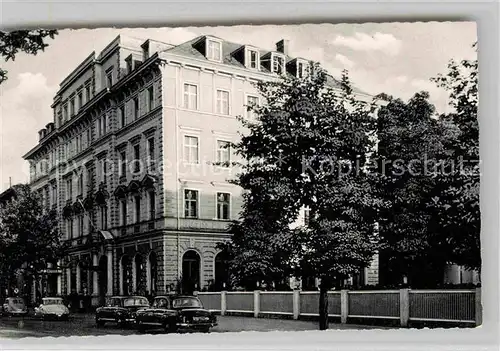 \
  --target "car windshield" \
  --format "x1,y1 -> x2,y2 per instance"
152,298 -> 169,308
172,297 -> 202,309
109,298 -> 123,307
124,297 -> 149,307
43,298 -> 63,305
